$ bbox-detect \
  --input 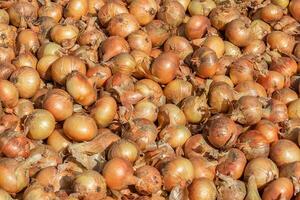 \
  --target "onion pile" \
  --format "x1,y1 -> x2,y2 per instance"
0,0 -> 299,199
